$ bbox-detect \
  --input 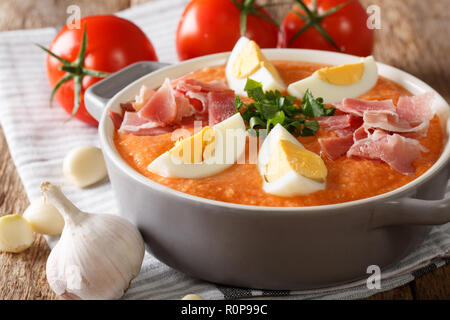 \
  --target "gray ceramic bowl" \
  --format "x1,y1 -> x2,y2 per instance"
85,50 -> 450,290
